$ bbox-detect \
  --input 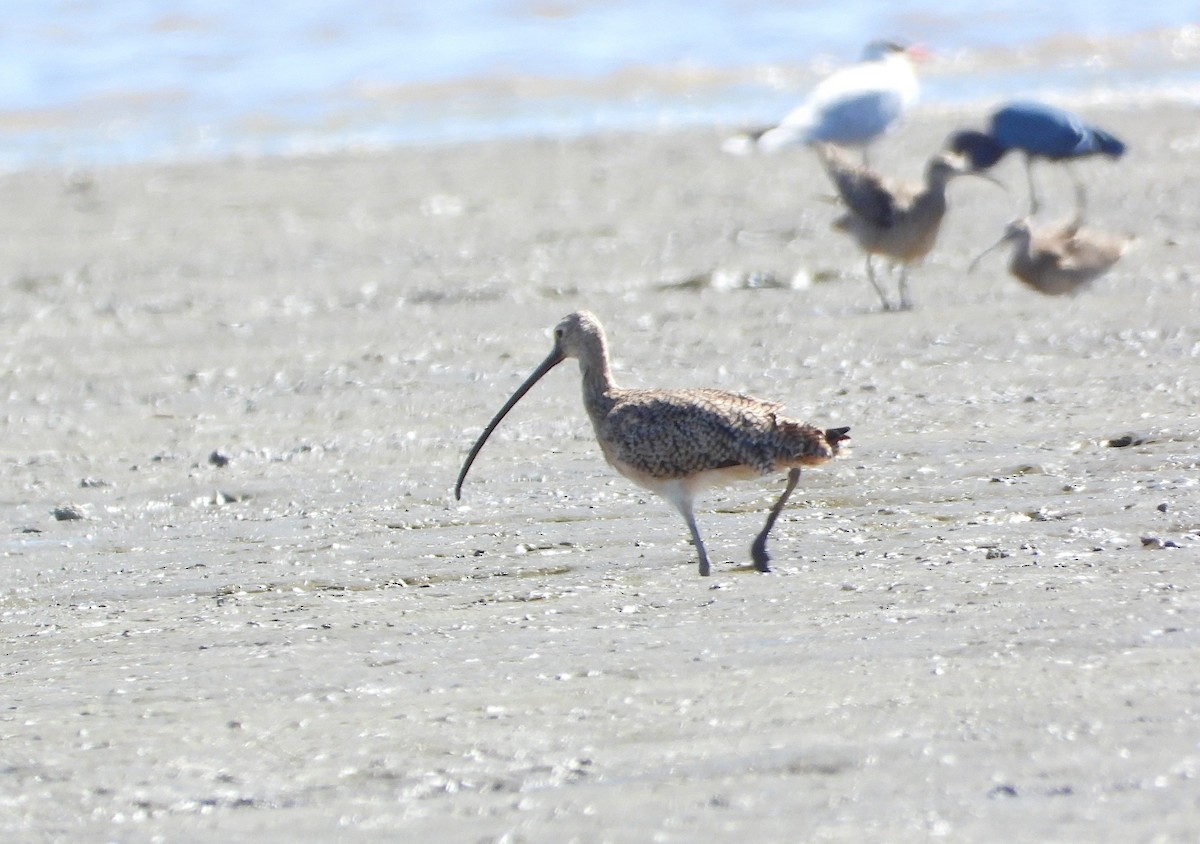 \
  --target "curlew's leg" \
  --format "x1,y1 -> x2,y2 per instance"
896,265 -> 913,311
750,468 -> 801,573
864,256 -> 892,311
1024,154 -> 1040,216
681,507 -> 712,577
664,485 -> 712,576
